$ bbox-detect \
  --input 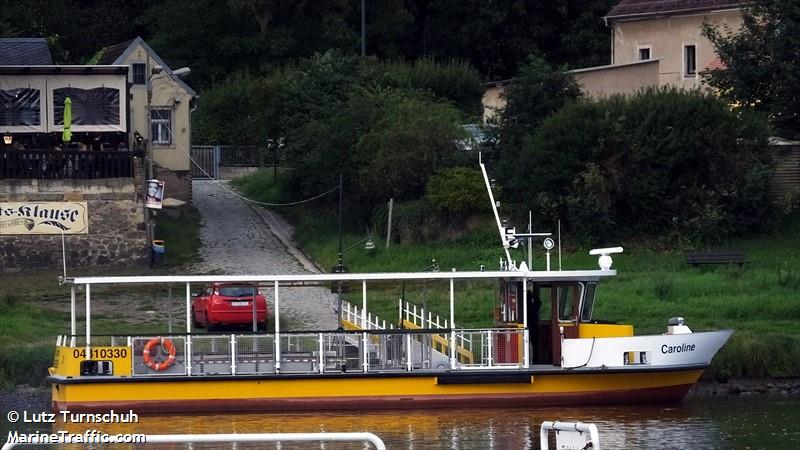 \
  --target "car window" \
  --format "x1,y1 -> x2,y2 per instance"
219,286 -> 256,297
